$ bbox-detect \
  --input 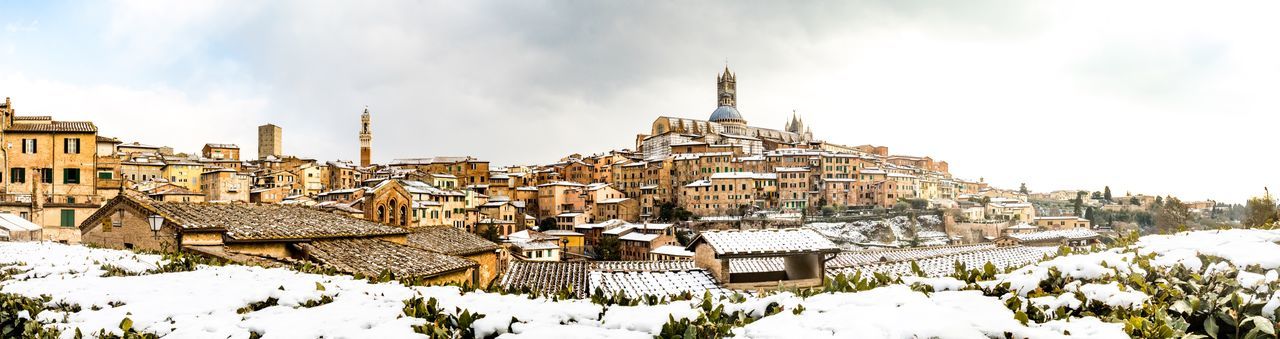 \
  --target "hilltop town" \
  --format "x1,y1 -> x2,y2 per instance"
2,67 -> 1276,339
0,66 -> 1246,282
